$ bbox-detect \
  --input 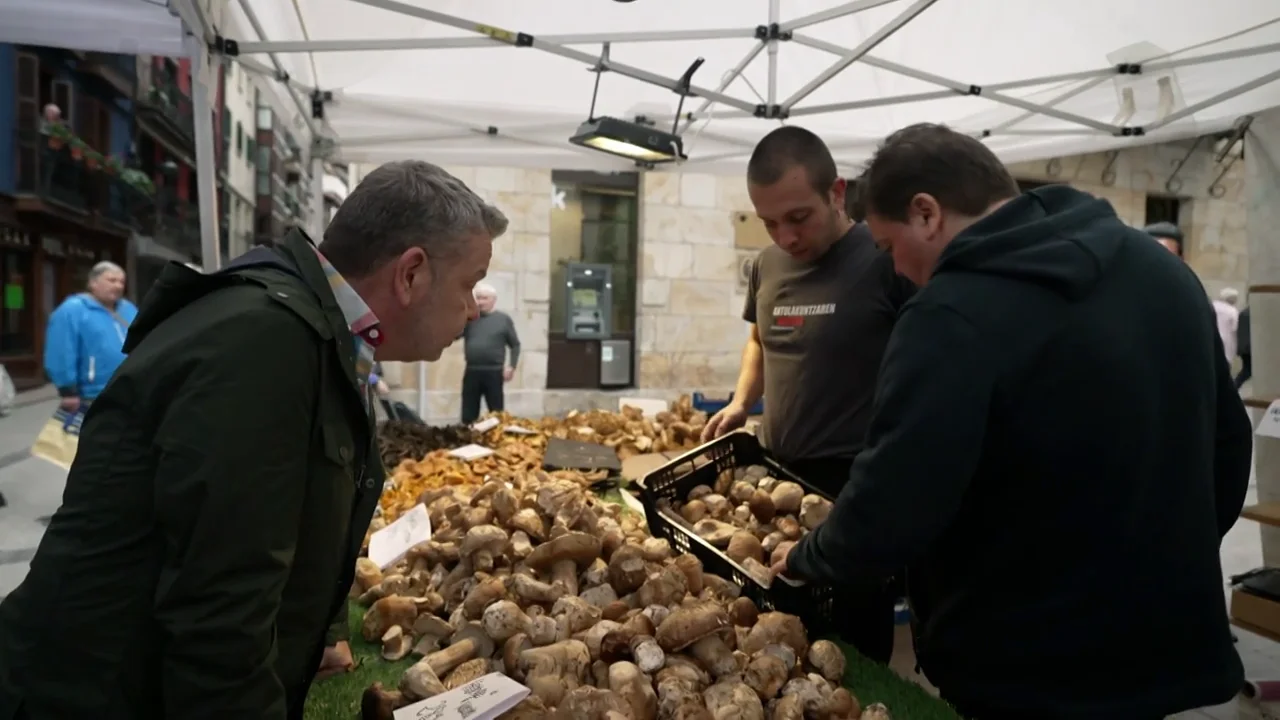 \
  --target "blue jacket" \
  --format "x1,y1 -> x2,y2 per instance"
43,294 -> 138,400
